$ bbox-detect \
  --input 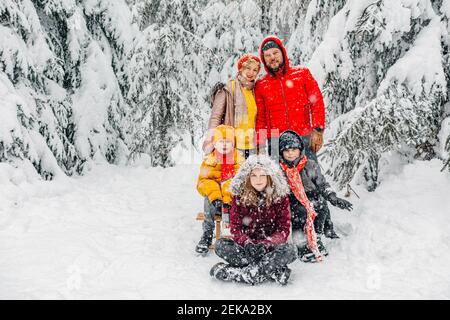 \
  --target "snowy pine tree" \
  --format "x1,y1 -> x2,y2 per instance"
286,0 -> 345,66
1,0 -> 79,179
264,0 -> 305,42
2,0 -> 449,183
309,0 -> 448,190
198,0 -> 264,82
0,0 -> 137,180
439,0 -> 450,172
127,0 -> 212,167
70,0 -> 137,165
